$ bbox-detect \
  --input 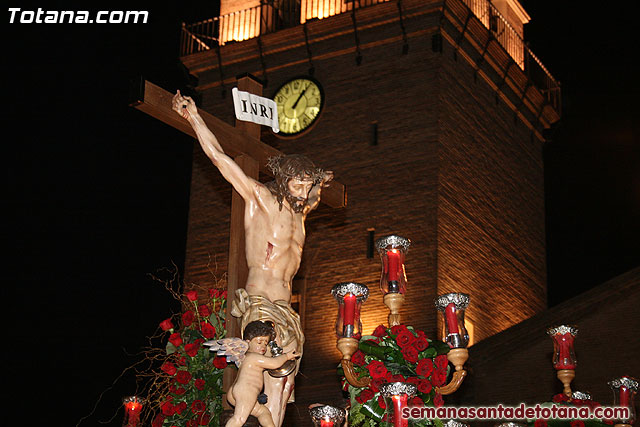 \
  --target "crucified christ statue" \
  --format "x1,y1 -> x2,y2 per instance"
173,91 -> 332,426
